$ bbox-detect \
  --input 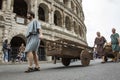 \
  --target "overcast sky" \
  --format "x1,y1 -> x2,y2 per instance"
82,0 -> 120,47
